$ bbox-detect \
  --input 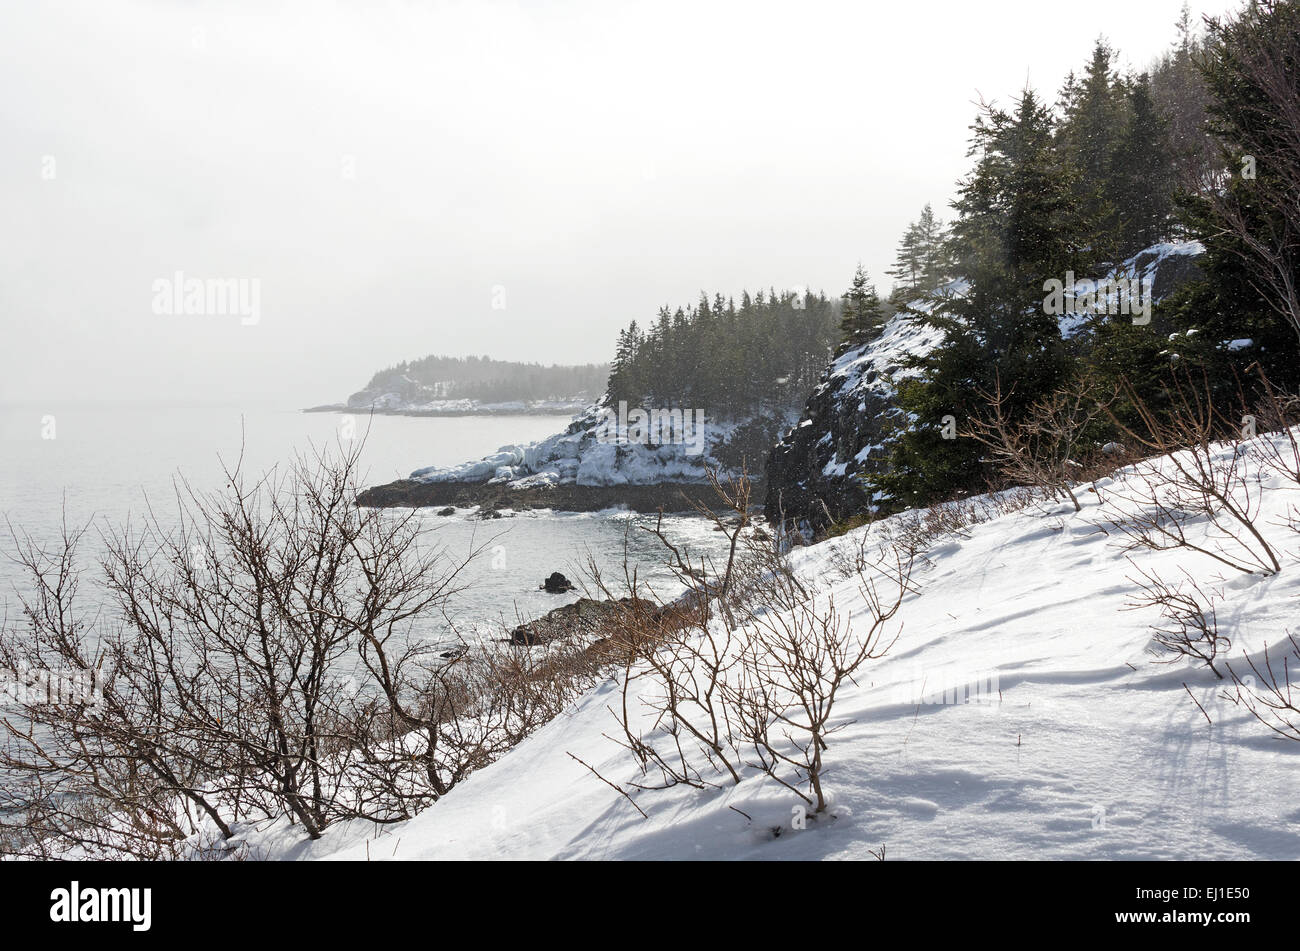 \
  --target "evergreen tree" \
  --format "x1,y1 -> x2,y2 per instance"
606,321 -> 642,403
874,90 -> 1099,508
602,286 -> 839,420
919,209 -> 952,289
1149,2 -> 1216,189
838,265 -> 886,349
1134,0 -> 1300,401
888,203 -> 952,302
1109,73 -> 1175,256
1057,38 -> 1128,260
887,223 -> 925,296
